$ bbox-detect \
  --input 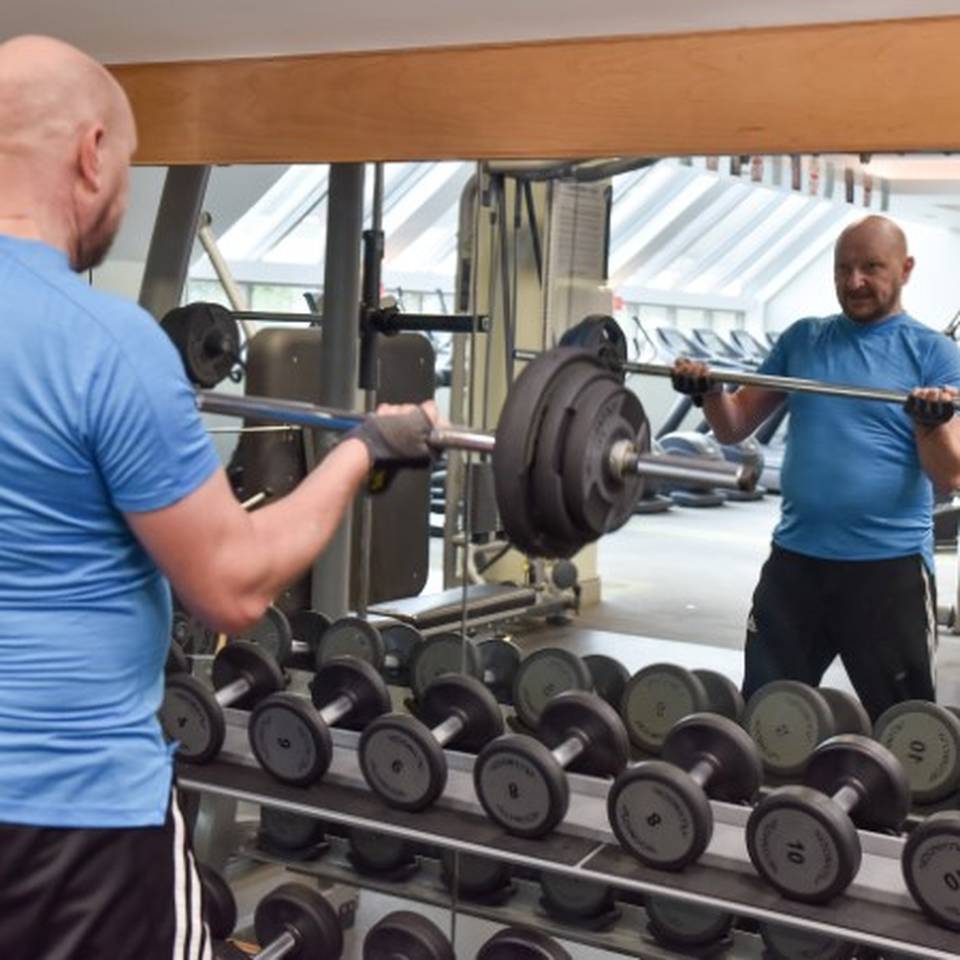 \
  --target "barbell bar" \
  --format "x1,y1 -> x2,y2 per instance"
196,347 -> 757,559
513,348 -> 955,408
